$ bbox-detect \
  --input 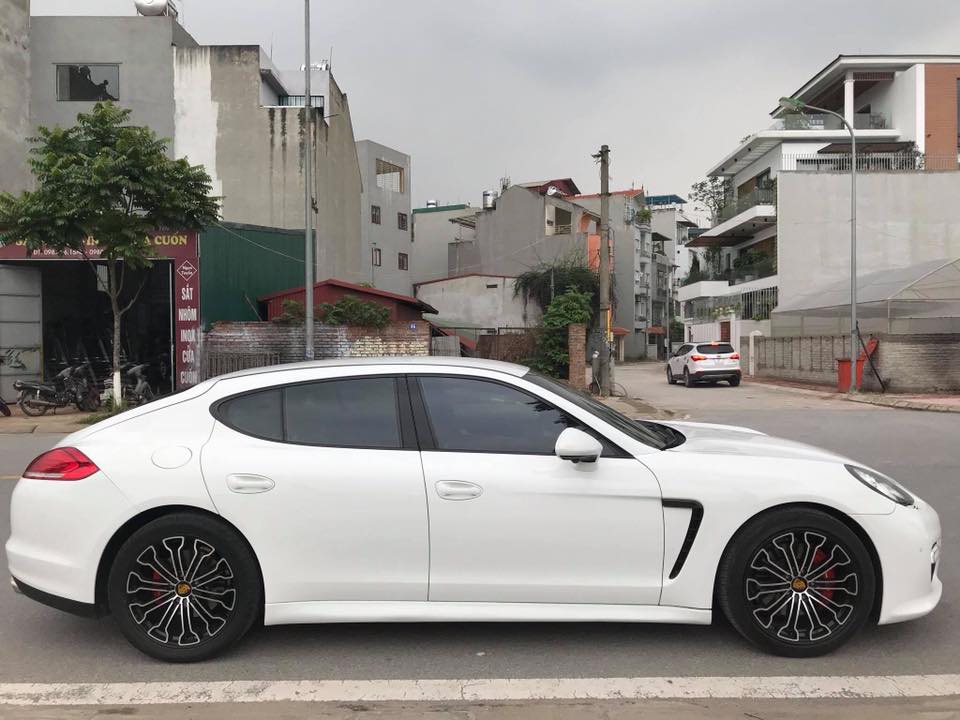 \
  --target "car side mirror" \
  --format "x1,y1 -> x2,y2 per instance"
555,427 -> 603,464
